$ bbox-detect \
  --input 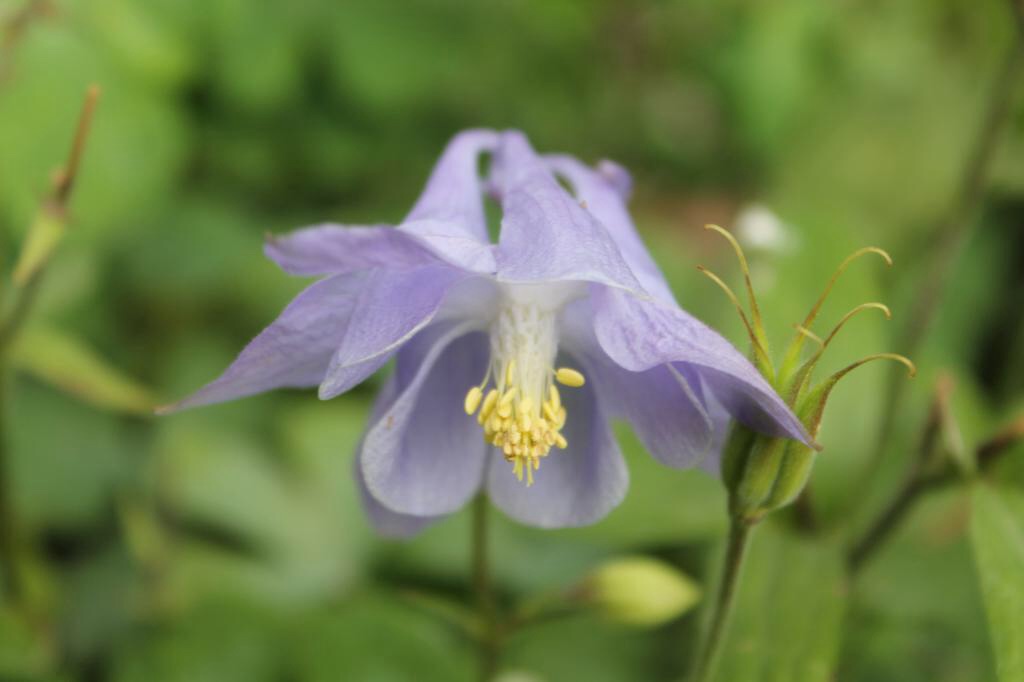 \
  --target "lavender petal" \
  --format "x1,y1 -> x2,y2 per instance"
544,155 -> 676,303
361,327 -> 490,516
590,285 -> 810,444
318,264 -> 472,399
490,132 -> 643,294
264,225 -> 435,277
162,274 -> 365,412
